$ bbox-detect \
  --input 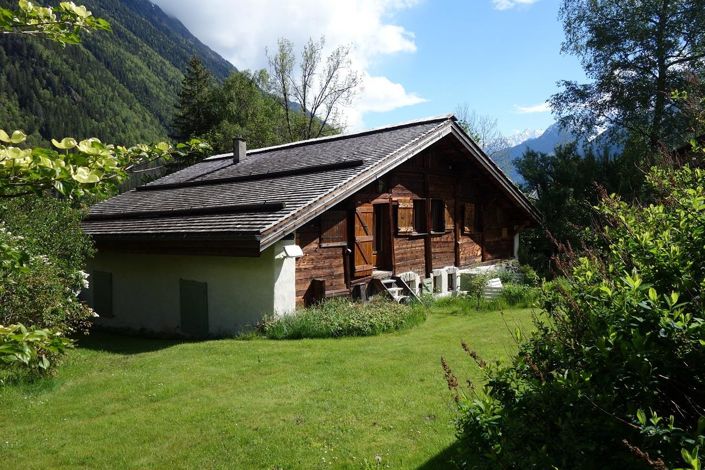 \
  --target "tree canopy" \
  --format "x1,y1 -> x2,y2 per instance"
550,0 -> 705,150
